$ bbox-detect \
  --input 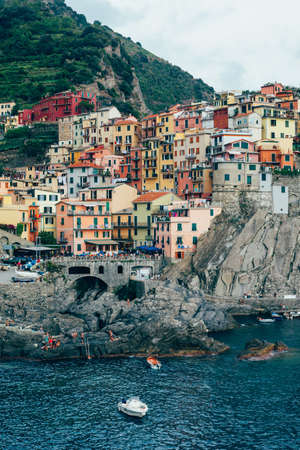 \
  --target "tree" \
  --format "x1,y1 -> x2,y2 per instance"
78,100 -> 95,113
16,223 -> 23,236
38,231 -> 57,245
